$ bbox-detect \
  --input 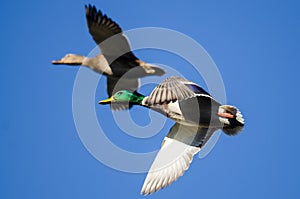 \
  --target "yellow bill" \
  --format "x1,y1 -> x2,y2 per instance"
98,96 -> 114,104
